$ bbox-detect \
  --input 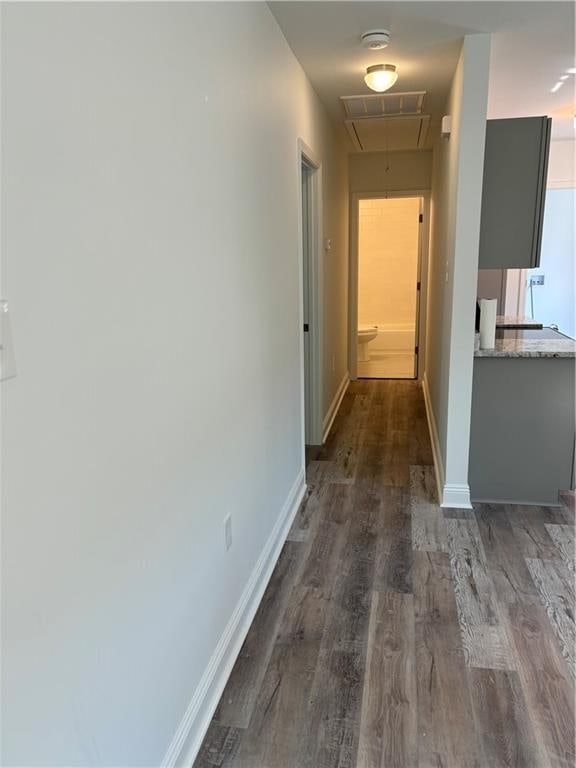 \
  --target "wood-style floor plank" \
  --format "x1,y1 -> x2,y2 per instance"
194,725 -> 243,768
446,518 -> 514,670
373,487 -> 412,594
413,551 -> 483,768
410,465 -> 447,553
326,506 -> 378,651
545,523 -> 576,573
408,418 -> 435,467
506,506 -> 561,559
296,645 -> 365,768
469,668 -> 545,768
475,504 -> 540,604
316,391 -> 372,482
559,490 -> 575,519
357,591 -> 416,768
299,518 -> 348,591
213,541 -> 303,728
506,602 -> 575,768
295,489 -> 378,768
525,557 -> 576,678
230,586 -> 330,768
287,461 -> 328,542
442,507 -> 476,520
